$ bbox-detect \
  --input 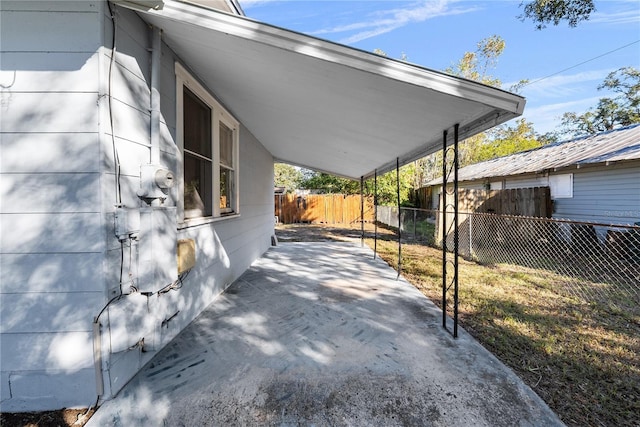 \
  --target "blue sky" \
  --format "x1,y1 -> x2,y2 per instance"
240,0 -> 640,135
